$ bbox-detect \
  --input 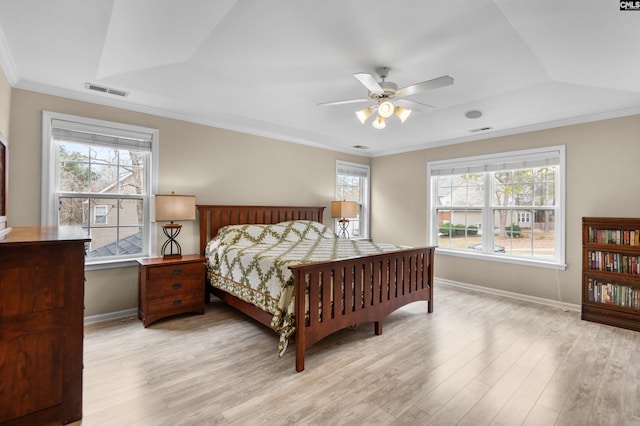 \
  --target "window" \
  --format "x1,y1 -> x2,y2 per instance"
335,161 -> 370,239
427,146 -> 565,269
517,211 -> 531,224
42,112 -> 158,267
93,205 -> 108,224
